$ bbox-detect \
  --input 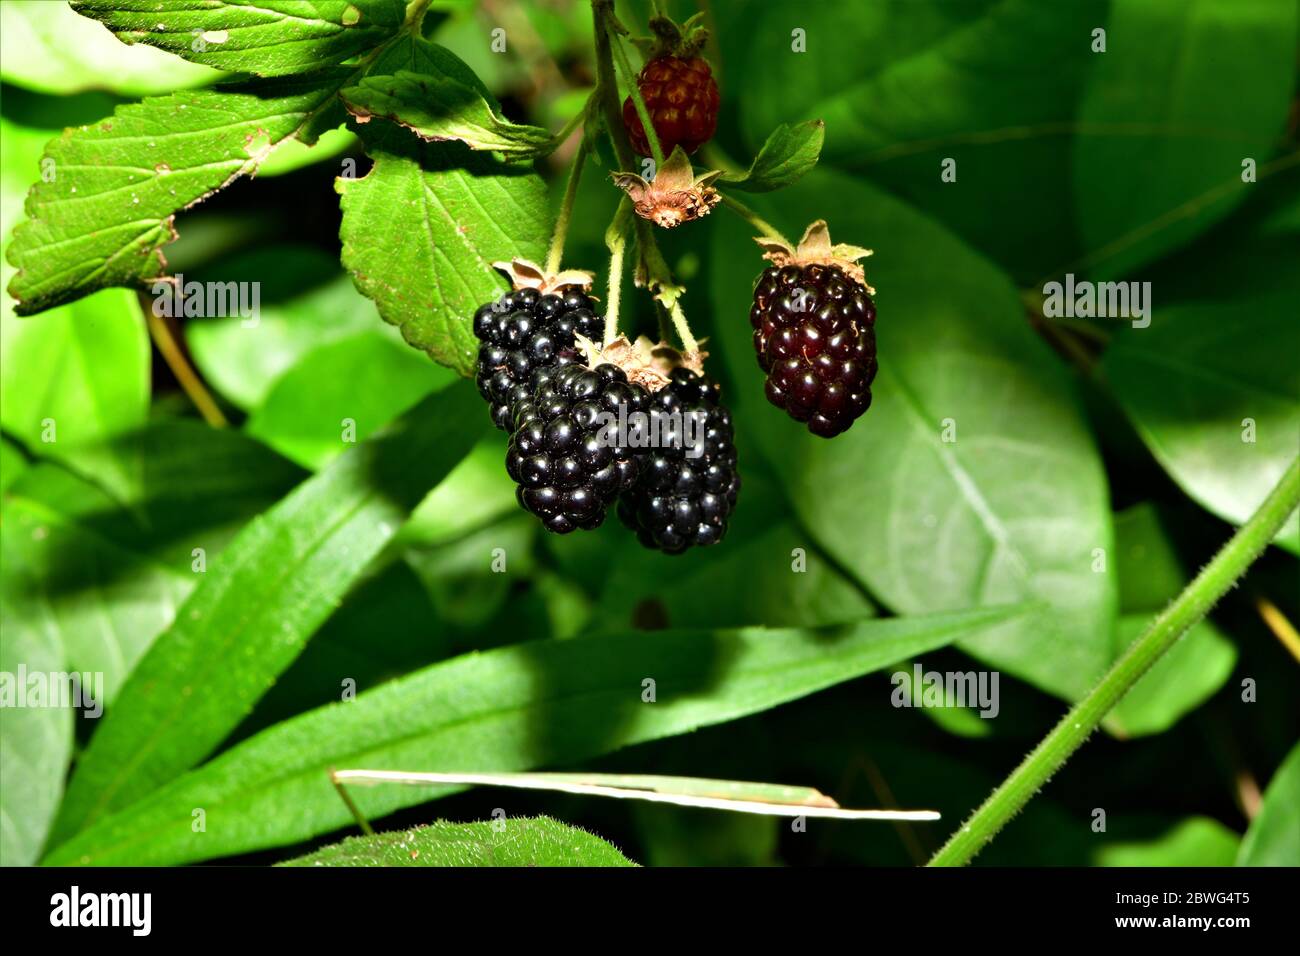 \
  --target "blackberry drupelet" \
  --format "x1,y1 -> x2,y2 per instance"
506,363 -> 650,534
618,368 -> 740,554
750,262 -> 877,438
622,55 -> 720,158
472,286 -> 602,430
